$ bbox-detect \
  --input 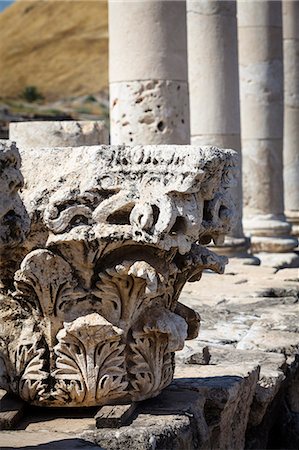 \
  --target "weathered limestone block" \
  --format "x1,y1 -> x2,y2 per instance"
80,364 -> 259,450
0,146 -> 238,406
9,120 -> 108,149
0,140 -> 29,289
0,145 -> 236,407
